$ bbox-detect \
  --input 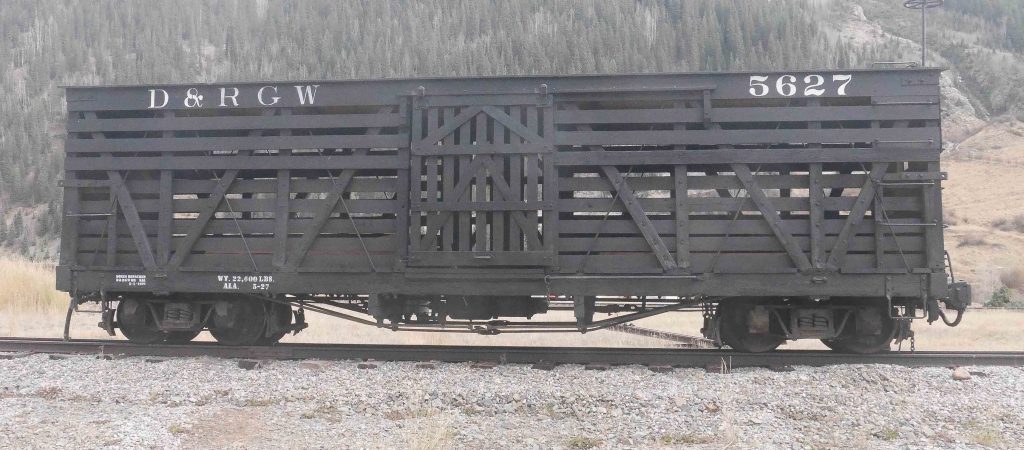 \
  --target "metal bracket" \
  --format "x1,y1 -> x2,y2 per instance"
535,84 -> 550,107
